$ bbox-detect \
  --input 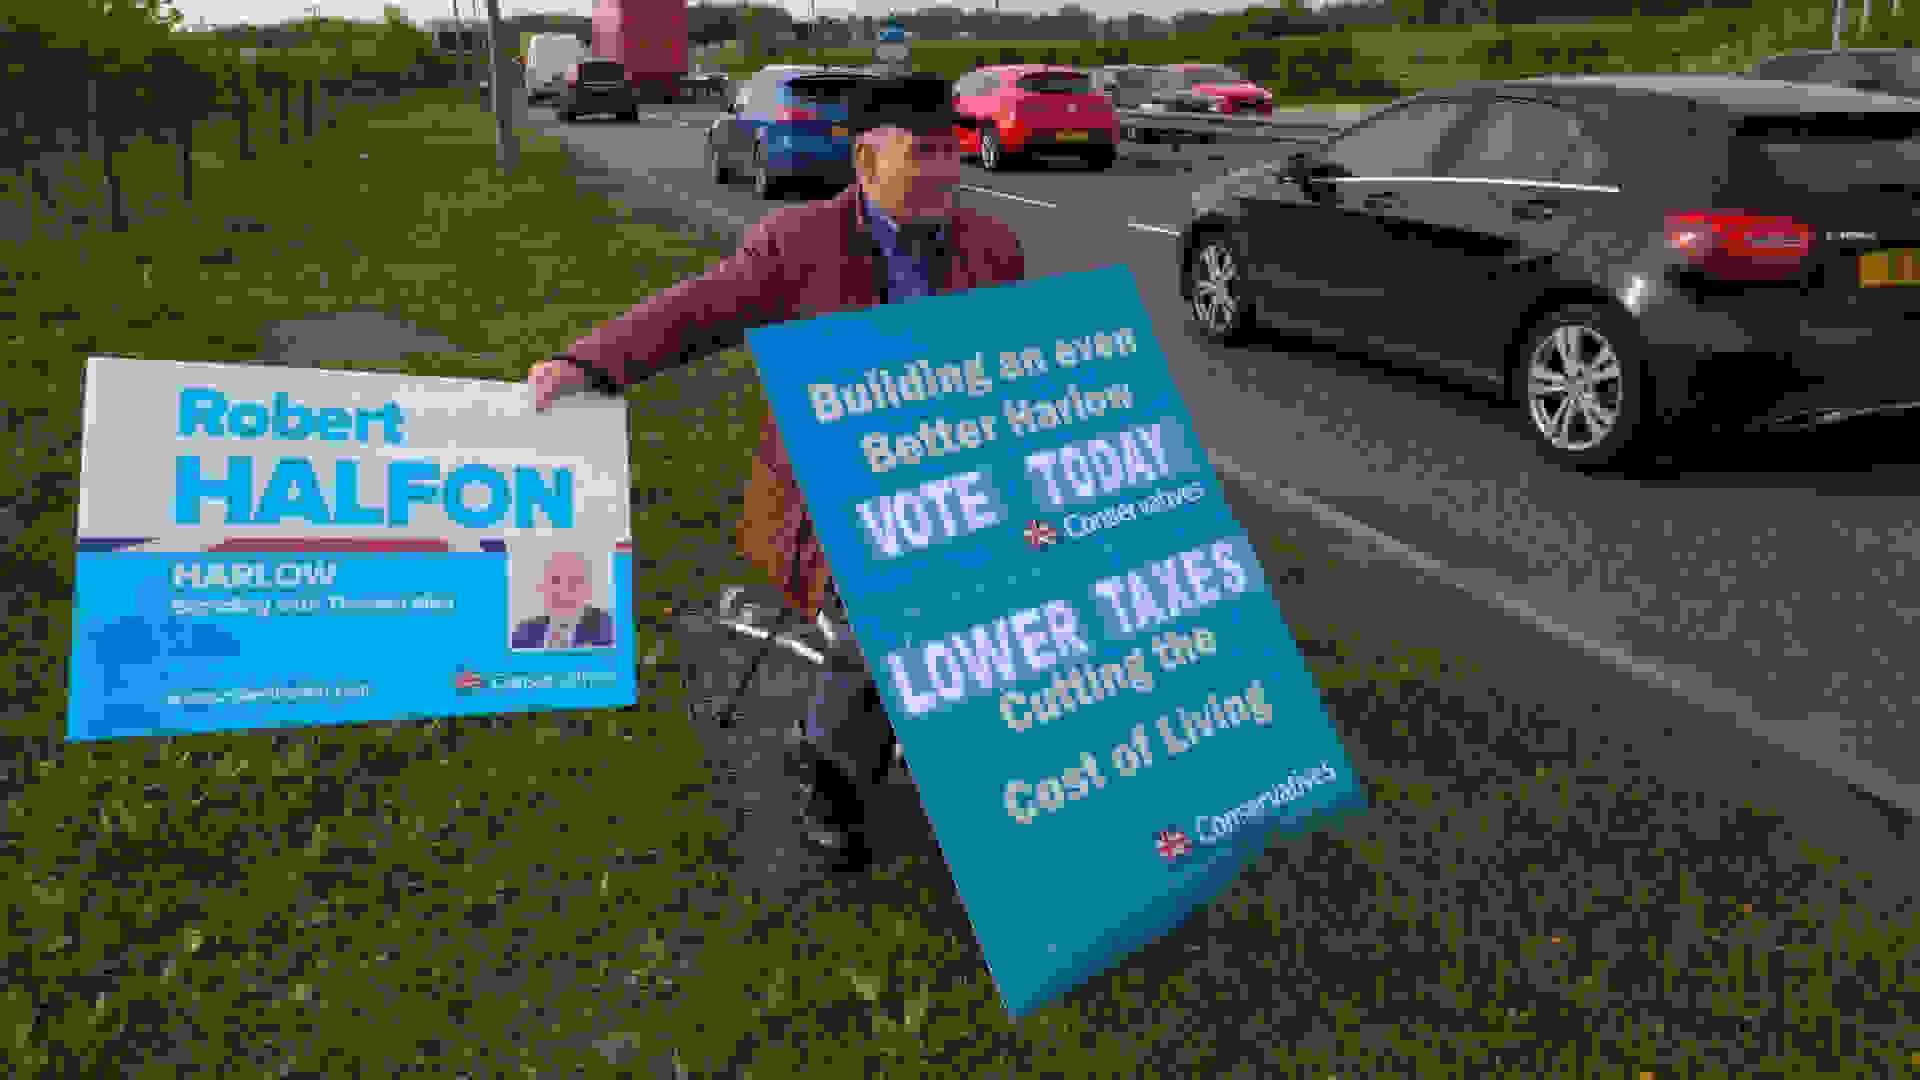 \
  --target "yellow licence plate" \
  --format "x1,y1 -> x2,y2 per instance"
832,126 -> 850,137
1860,249 -> 1920,287
1055,130 -> 1089,141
